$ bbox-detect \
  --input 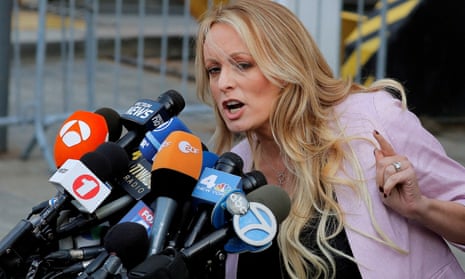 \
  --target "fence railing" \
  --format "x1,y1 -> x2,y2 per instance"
1,0 -> 408,170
